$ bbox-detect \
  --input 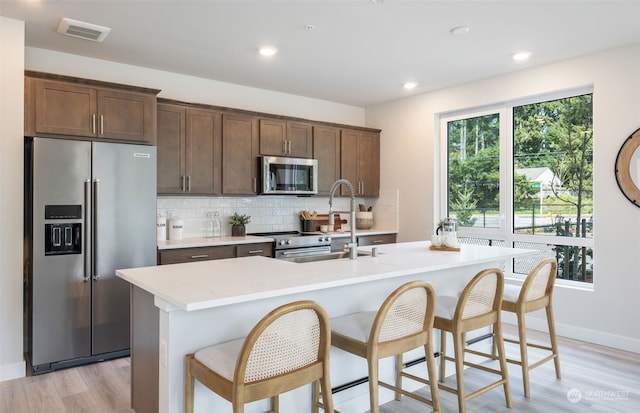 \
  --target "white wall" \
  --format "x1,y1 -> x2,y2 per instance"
367,43 -> 640,352
0,16 -> 25,381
